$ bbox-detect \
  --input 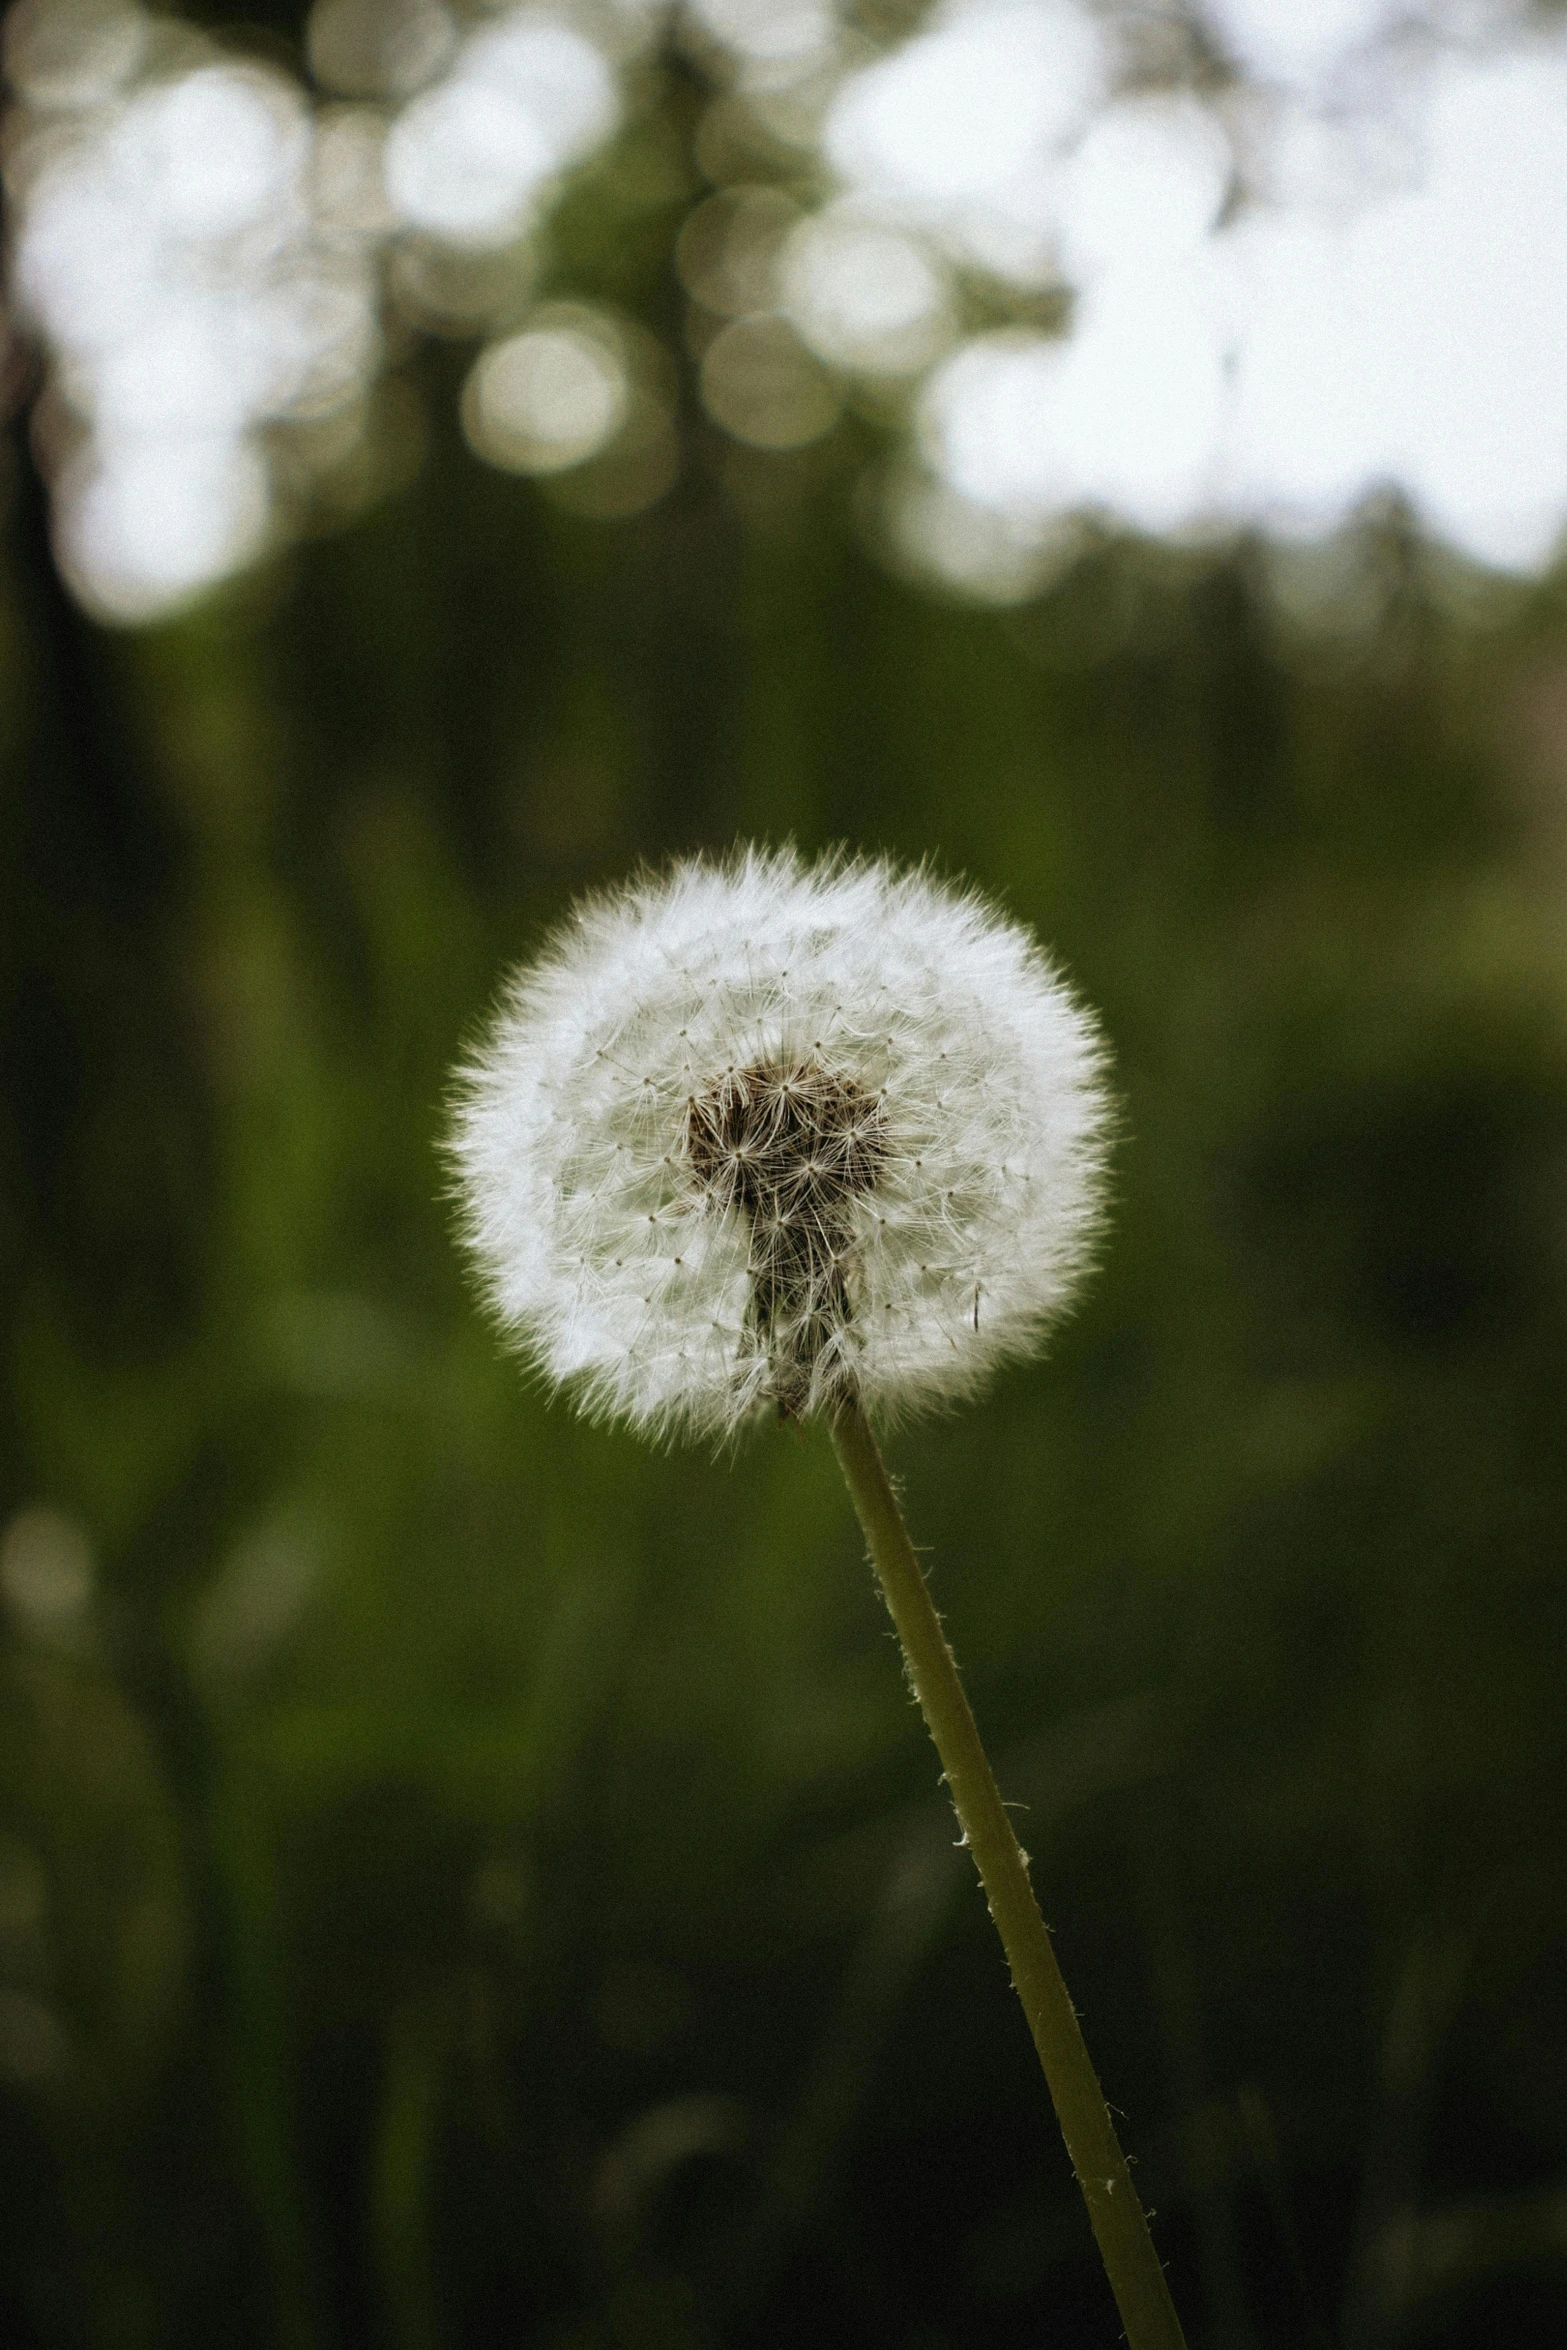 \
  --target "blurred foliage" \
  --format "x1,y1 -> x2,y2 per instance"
5,14 -> 1567,2350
